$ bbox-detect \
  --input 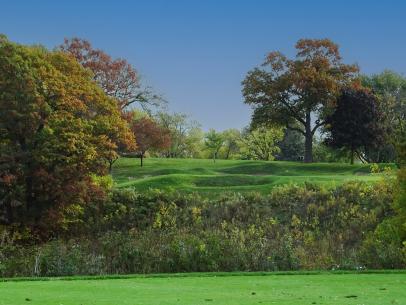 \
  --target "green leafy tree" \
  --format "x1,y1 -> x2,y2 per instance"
240,127 -> 284,161
184,126 -> 204,158
0,36 -> 135,233
396,142 -> 406,247
394,139 -> 406,238
362,70 -> 406,162
363,136 -> 406,266
275,129 -> 304,161
312,140 -> 349,163
242,39 -> 358,162
155,112 -> 202,158
204,129 -> 224,163
221,129 -> 242,159
325,88 -> 385,164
